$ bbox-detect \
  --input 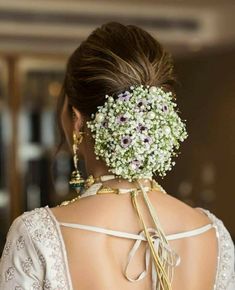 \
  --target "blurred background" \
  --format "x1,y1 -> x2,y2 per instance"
0,0 -> 235,254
